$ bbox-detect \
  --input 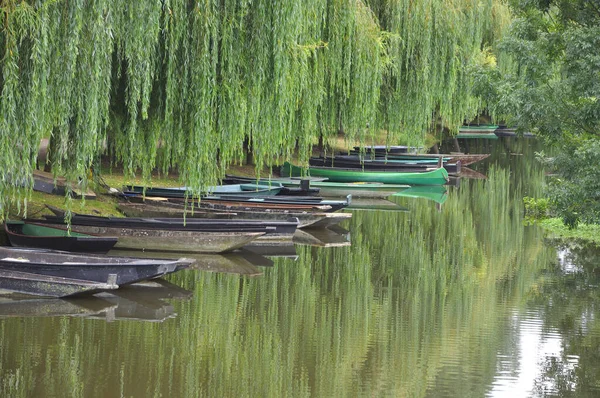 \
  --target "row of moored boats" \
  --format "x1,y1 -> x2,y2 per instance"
0,147 -> 489,299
